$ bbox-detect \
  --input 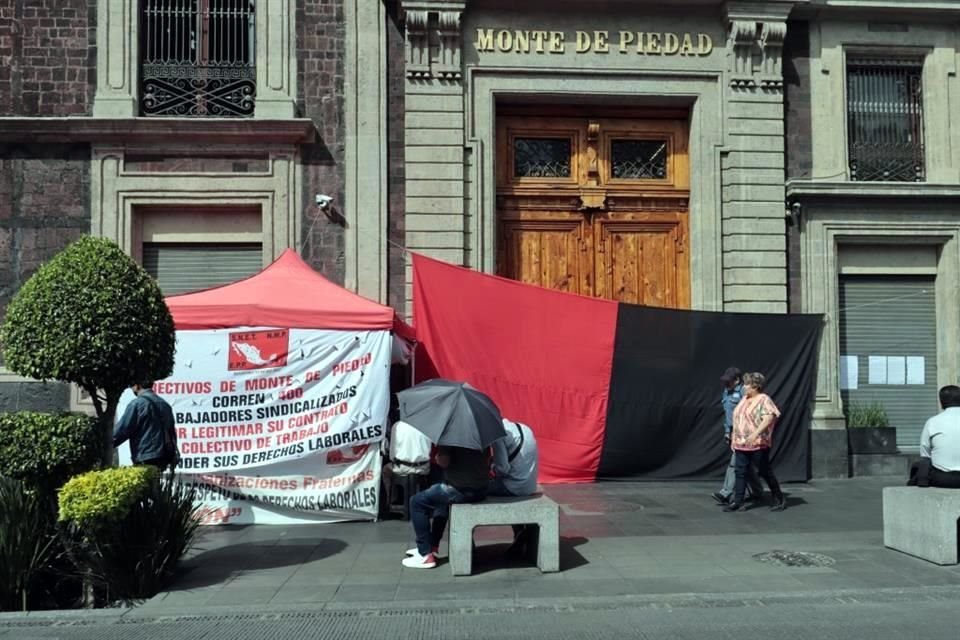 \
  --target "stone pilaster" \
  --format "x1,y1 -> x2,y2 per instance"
720,1 -> 794,313
400,0 -> 468,308
92,0 -> 138,117
345,0 -> 389,301
254,0 -> 298,119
